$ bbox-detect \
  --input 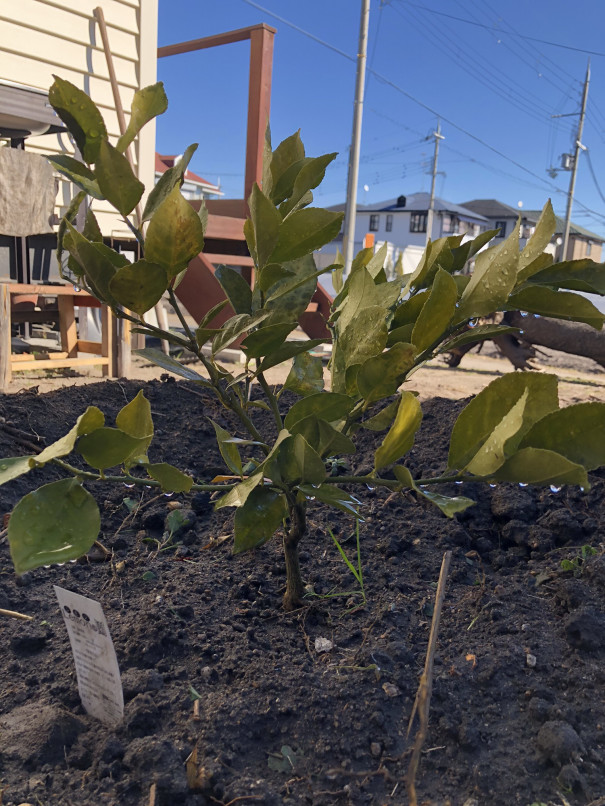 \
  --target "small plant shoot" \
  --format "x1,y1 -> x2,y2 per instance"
3,77 -> 605,609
